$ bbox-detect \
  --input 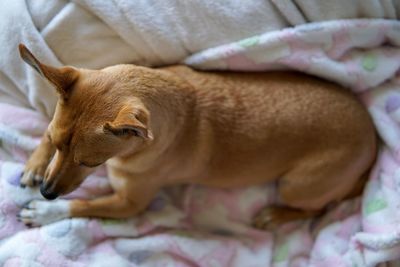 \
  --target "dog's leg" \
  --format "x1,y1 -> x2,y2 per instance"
19,178 -> 159,226
66,172 -> 162,218
252,150 -> 369,230
18,199 -> 70,226
69,191 -> 156,219
21,130 -> 55,187
253,168 -> 371,230
18,194 -> 156,226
